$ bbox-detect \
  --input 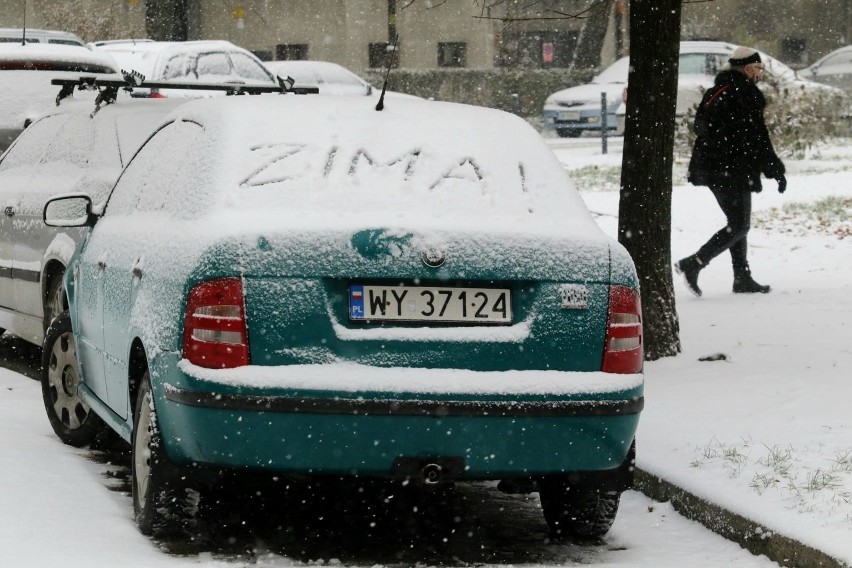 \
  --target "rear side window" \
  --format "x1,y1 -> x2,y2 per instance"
196,52 -> 232,79
0,115 -> 67,170
161,54 -> 191,80
42,114 -> 96,168
106,120 -> 205,215
0,114 -> 74,171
